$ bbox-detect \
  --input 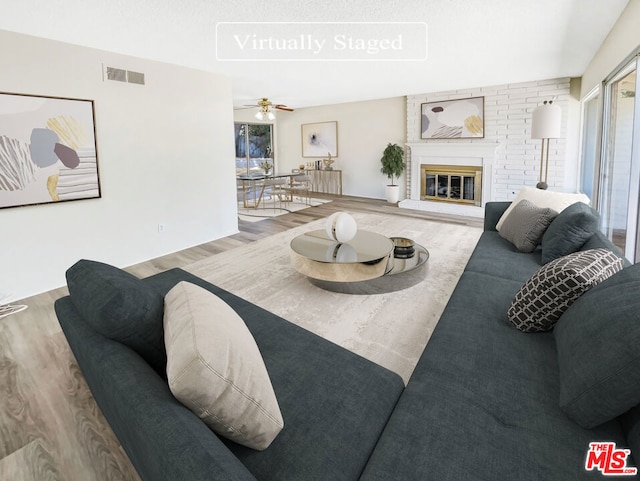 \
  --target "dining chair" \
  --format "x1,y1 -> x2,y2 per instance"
288,174 -> 312,205
262,178 -> 289,210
